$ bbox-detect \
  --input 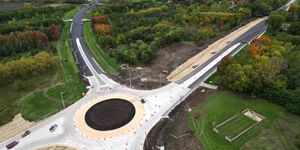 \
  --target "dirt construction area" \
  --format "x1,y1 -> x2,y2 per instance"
114,18 -> 262,90
113,41 -> 202,89
144,87 -> 215,150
